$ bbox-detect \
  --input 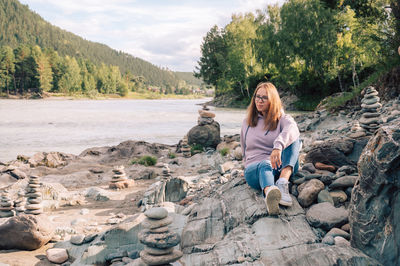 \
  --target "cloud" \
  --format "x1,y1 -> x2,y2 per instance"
20,0 -> 283,71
